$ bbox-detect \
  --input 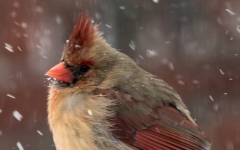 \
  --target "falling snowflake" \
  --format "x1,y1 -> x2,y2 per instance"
16,142 -> 24,150
4,43 -> 14,53
146,49 -> 158,58
6,94 -> 16,99
37,130 -> 43,136
87,109 -> 93,116
13,111 -> 23,121
209,95 -> 214,102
